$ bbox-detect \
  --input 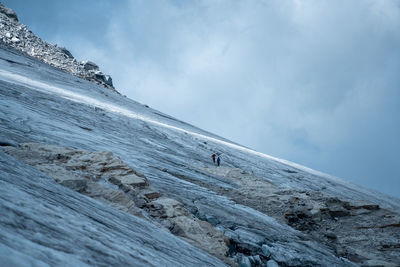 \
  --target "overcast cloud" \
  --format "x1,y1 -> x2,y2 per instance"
4,0 -> 400,197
